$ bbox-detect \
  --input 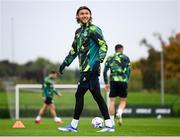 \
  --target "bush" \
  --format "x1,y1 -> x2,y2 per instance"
172,97 -> 180,117
13,78 -> 38,85
0,109 -> 10,118
0,80 -> 5,91
165,78 -> 180,94
128,68 -> 143,91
